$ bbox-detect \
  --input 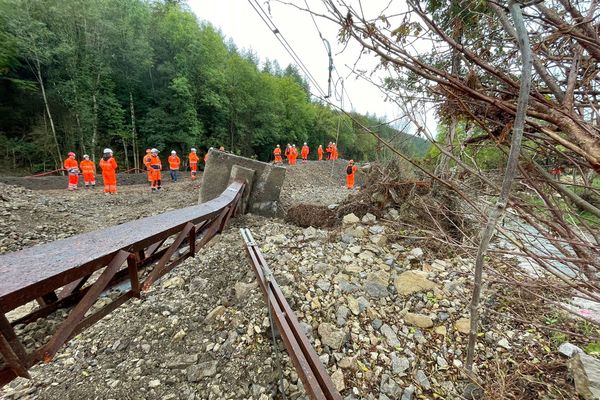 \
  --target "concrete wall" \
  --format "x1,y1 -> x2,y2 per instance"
199,149 -> 285,216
